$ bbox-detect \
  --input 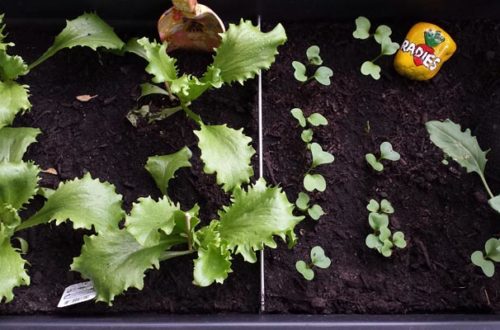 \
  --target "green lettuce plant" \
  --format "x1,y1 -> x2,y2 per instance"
292,45 -> 333,86
296,246 -> 331,280
127,20 -> 287,193
426,119 -> 500,276
365,199 -> 406,257
44,148 -> 303,304
365,141 -> 400,172
352,16 -> 399,80
0,13 -> 126,303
